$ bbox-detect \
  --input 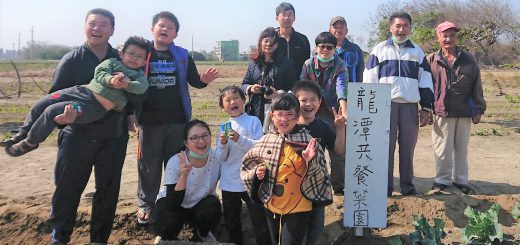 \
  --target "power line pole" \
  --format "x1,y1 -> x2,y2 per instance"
30,26 -> 34,60
191,35 -> 194,54
18,32 -> 21,56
